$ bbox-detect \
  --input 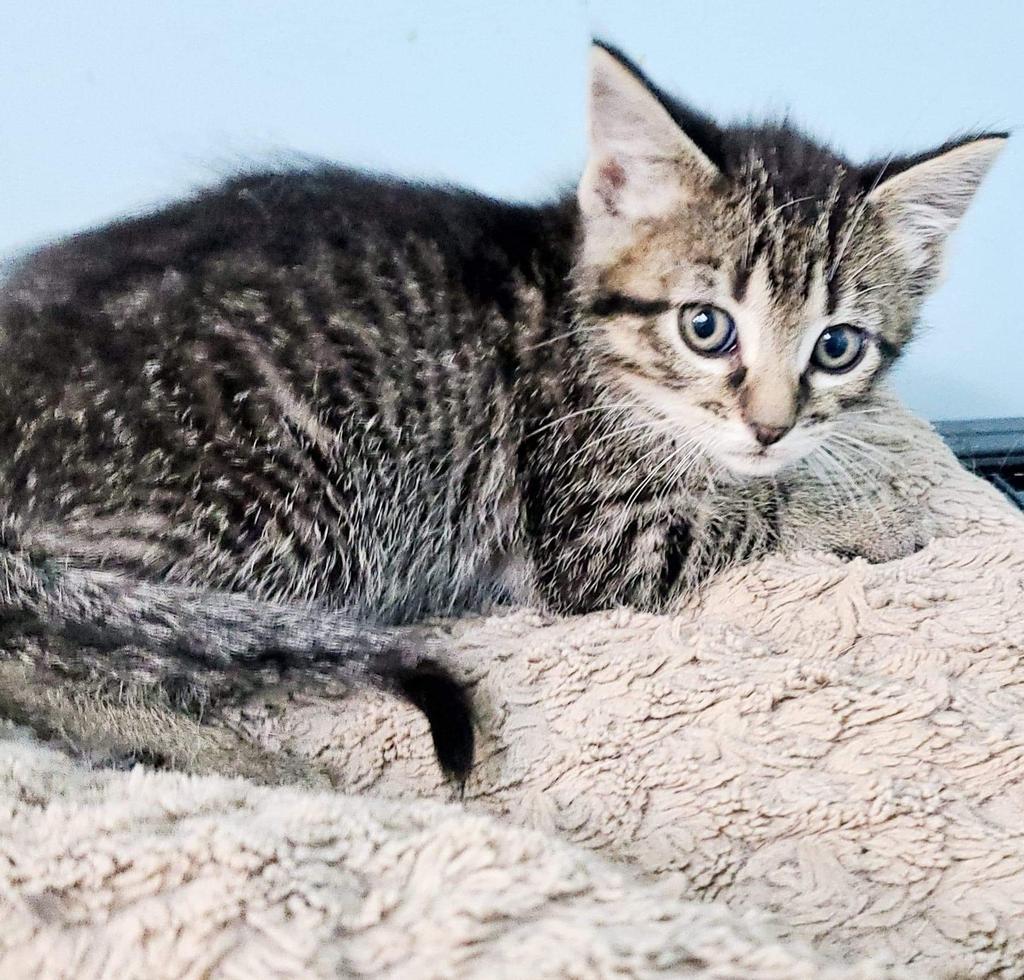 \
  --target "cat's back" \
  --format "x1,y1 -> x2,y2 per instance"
0,167 -> 573,605
0,164 -> 573,452
1,165 -> 569,326
0,168 -> 575,453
